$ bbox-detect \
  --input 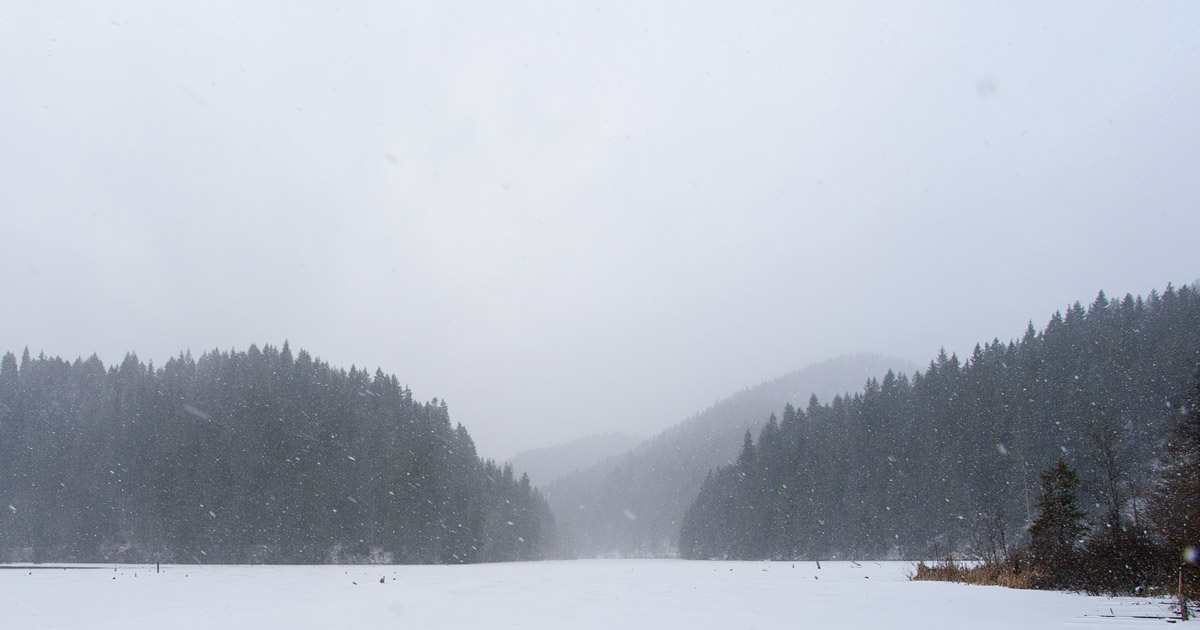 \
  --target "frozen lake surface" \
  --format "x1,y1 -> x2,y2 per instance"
1,560 -> 1183,629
